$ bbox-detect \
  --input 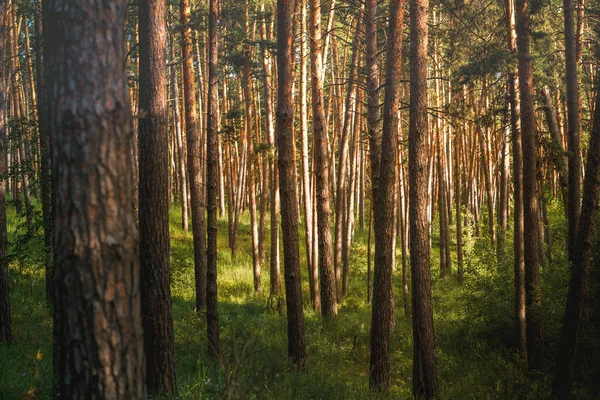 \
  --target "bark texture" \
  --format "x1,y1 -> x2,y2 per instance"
409,0 -> 438,395
369,0 -> 404,390
138,0 -> 177,393
277,0 -> 307,366
45,0 -> 145,394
